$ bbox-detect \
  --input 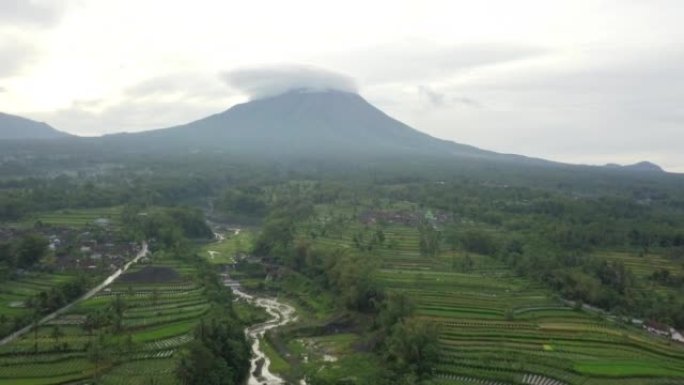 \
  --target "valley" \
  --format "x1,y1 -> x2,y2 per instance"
1,85 -> 684,385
